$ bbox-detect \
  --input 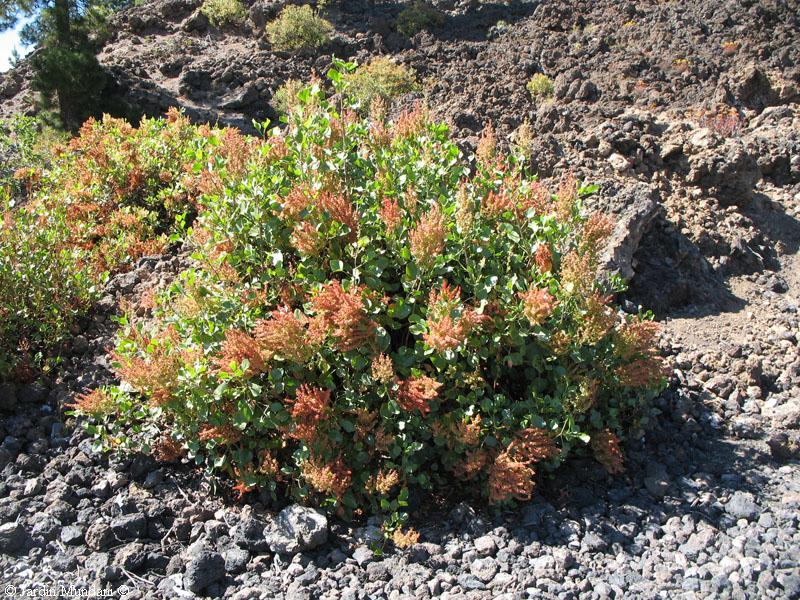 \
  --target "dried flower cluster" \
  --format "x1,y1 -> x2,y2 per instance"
591,429 -> 625,474
488,451 -> 535,504
520,288 -> 557,326
302,456 -> 352,500
392,527 -> 420,548
380,196 -> 403,233
614,320 -> 669,387
424,282 -> 486,351
395,375 -> 442,415
113,328 -> 182,405
288,385 -> 330,442
213,329 -> 266,377
409,205 -> 446,267
255,306 -> 316,363
371,353 -> 395,384
67,389 -> 114,417
312,281 -> 377,352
